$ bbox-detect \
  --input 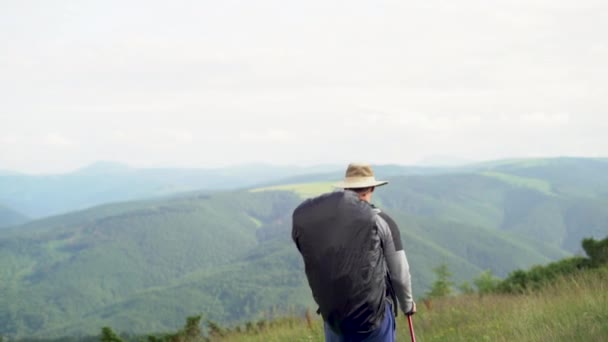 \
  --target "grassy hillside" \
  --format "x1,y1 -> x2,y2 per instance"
1,158 -> 607,338
214,267 -> 608,342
